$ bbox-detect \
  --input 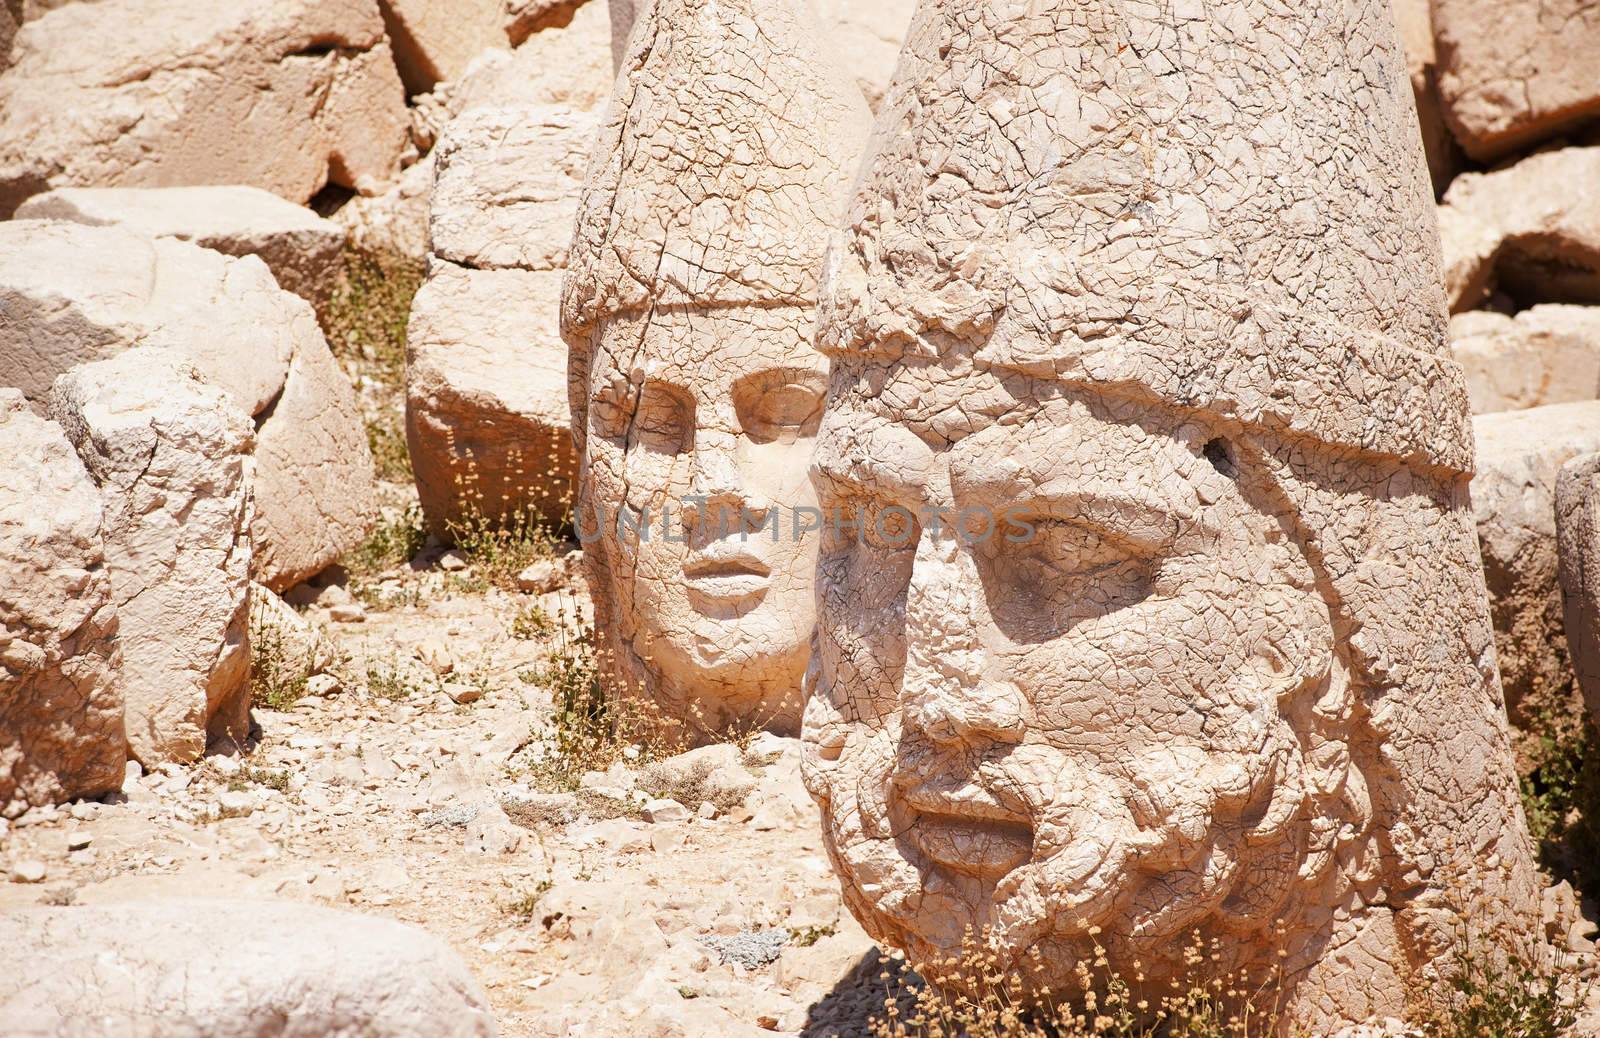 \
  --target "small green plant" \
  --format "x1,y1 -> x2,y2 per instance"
510,603 -> 556,640
1413,928 -> 1583,1038
367,415 -> 413,483
503,880 -> 554,923
250,613 -> 315,711
788,924 -> 838,948
447,506 -> 559,594
509,598 -> 684,792
1519,712 -> 1600,892
348,506 -> 428,580
364,659 -> 426,701
320,245 -> 422,390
